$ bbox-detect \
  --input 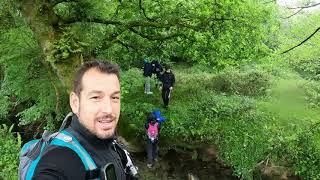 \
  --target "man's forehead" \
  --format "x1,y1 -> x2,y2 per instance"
80,69 -> 120,93
87,90 -> 120,95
